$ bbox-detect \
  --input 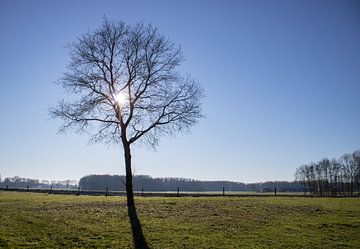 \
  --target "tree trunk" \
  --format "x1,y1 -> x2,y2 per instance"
123,141 -> 135,207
